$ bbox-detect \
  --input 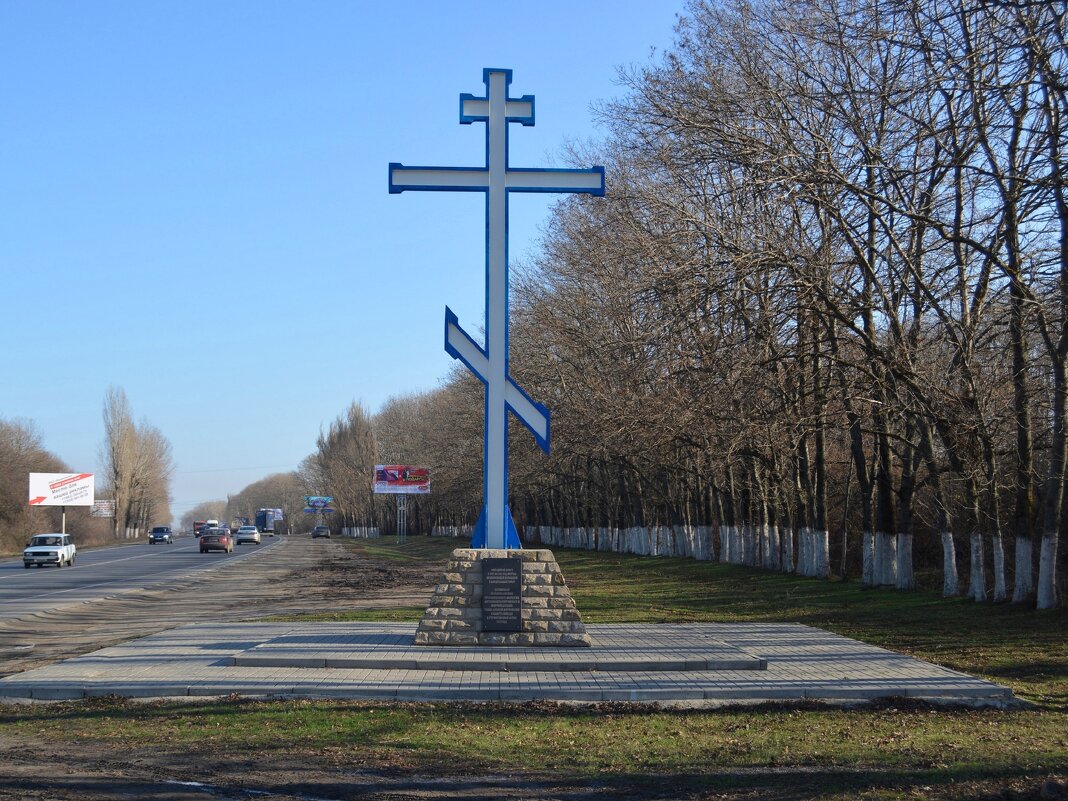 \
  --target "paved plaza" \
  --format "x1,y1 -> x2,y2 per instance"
0,622 -> 1013,705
